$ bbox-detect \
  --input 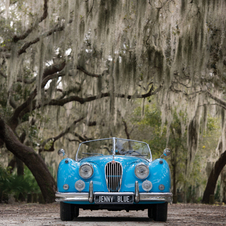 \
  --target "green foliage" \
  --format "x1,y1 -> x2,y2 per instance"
44,139 -> 54,150
133,102 -> 165,158
206,116 -> 219,131
133,101 -> 187,158
133,99 -> 216,202
0,165 -> 40,202
214,181 -> 221,202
